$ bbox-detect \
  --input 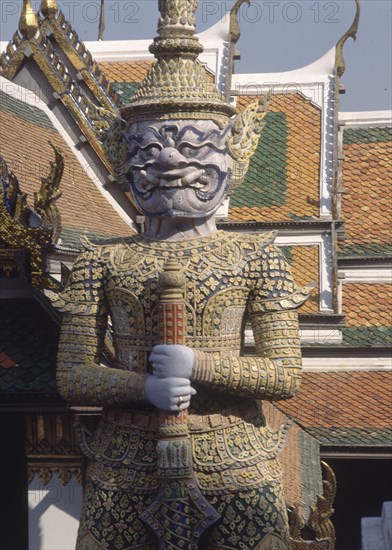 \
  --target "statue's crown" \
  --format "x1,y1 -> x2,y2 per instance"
121,0 -> 235,127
